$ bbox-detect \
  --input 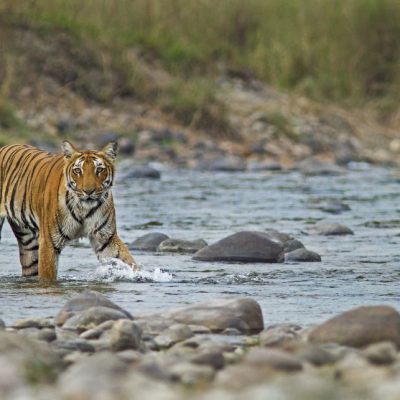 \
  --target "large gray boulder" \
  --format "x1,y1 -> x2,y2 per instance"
309,305 -> 400,348
193,231 -> 284,263
140,297 -> 264,334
